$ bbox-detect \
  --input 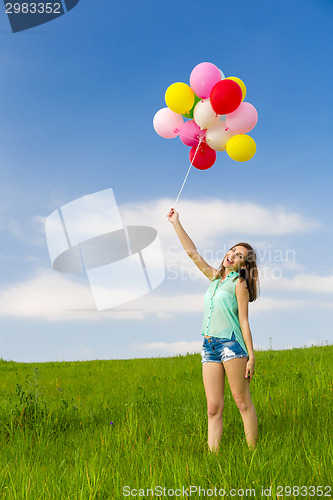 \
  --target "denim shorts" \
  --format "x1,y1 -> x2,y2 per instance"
201,334 -> 248,364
